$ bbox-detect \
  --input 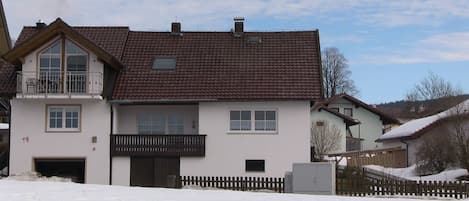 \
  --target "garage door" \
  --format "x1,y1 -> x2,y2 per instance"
34,159 -> 85,183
